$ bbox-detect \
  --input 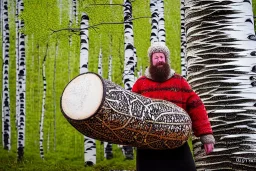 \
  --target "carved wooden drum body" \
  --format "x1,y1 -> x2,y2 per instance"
61,72 -> 192,149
